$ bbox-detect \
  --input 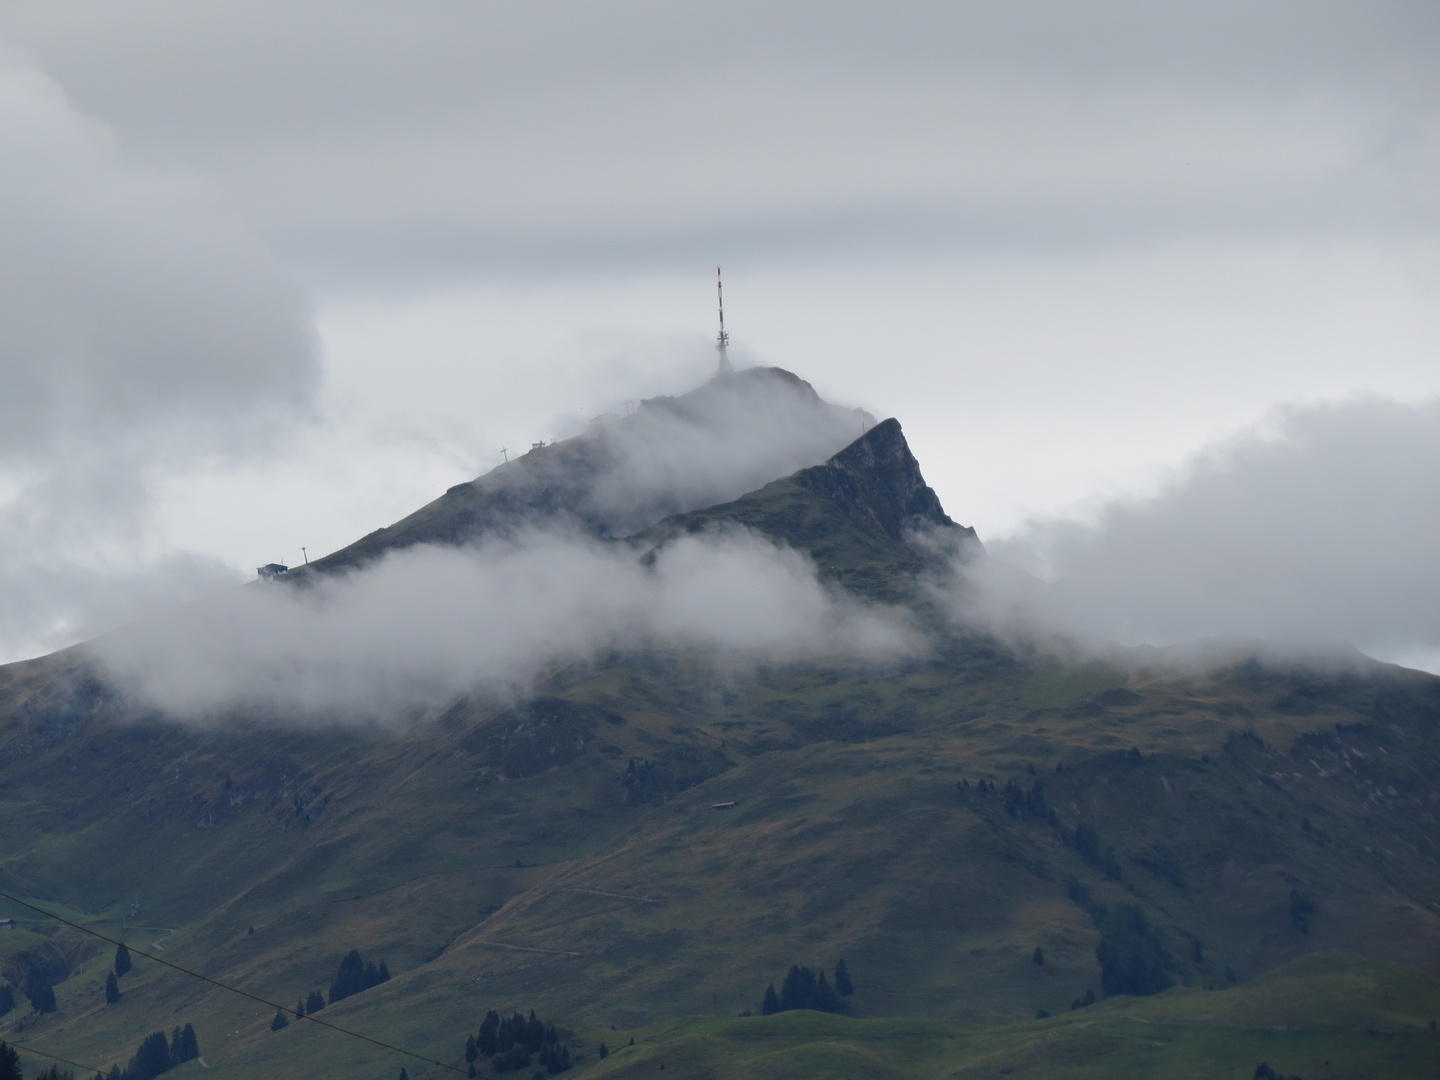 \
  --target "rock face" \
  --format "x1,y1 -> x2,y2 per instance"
794,418 -> 974,548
